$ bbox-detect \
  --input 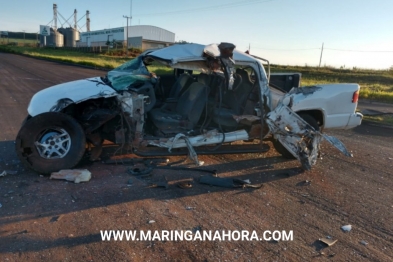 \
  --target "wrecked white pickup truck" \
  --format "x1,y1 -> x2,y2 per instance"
16,43 -> 363,174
